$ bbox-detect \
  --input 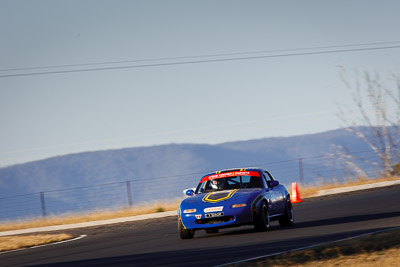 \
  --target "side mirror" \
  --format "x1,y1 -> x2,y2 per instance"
185,189 -> 195,196
270,180 -> 279,187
